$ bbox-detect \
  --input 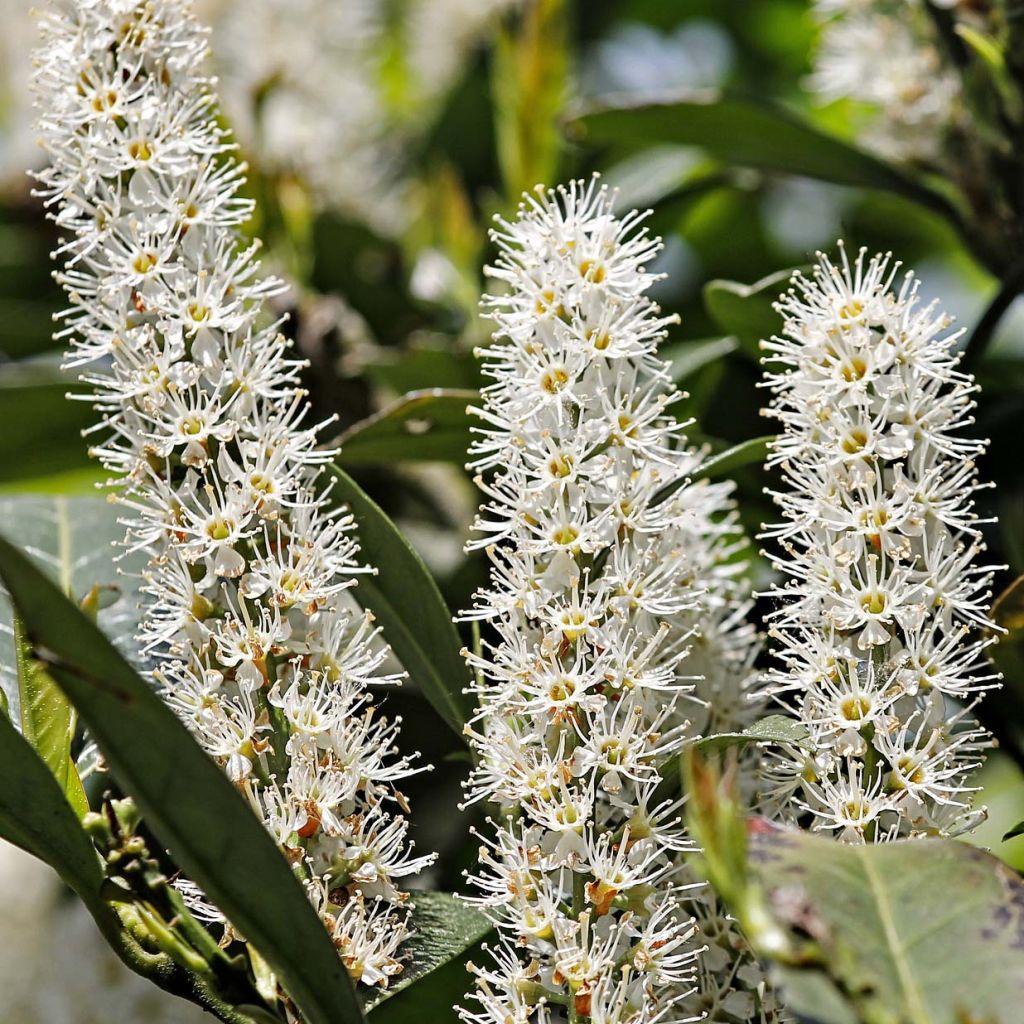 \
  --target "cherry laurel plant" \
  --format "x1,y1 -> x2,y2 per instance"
459,179 -> 781,1024
33,0 -> 433,986
759,246 -> 999,842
